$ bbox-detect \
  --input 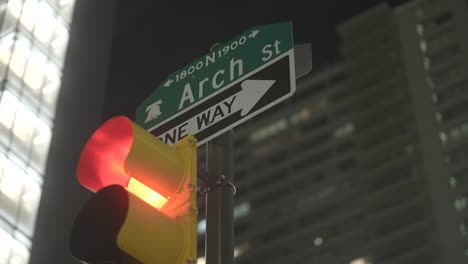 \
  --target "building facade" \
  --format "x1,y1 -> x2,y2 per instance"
196,1 -> 468,264
0,0 -> 75,262
395,0 -> 468,262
